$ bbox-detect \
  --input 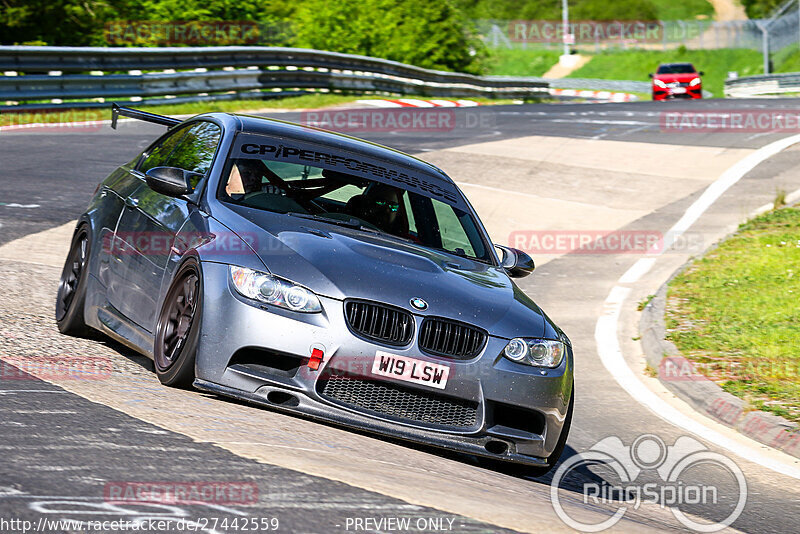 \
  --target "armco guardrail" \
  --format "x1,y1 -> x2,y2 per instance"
552,78 -> 713,99
547,78 -> 651,93
0,46 -> 549,108
725,72 -> 800,97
